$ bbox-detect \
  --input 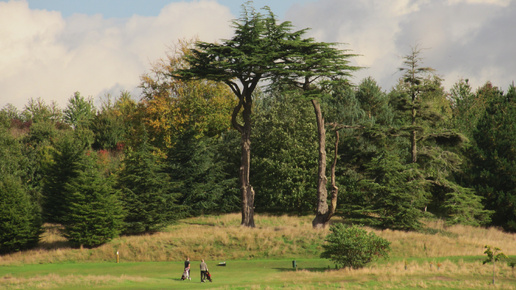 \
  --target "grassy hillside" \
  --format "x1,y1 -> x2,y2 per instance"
1,214 -> 516,289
